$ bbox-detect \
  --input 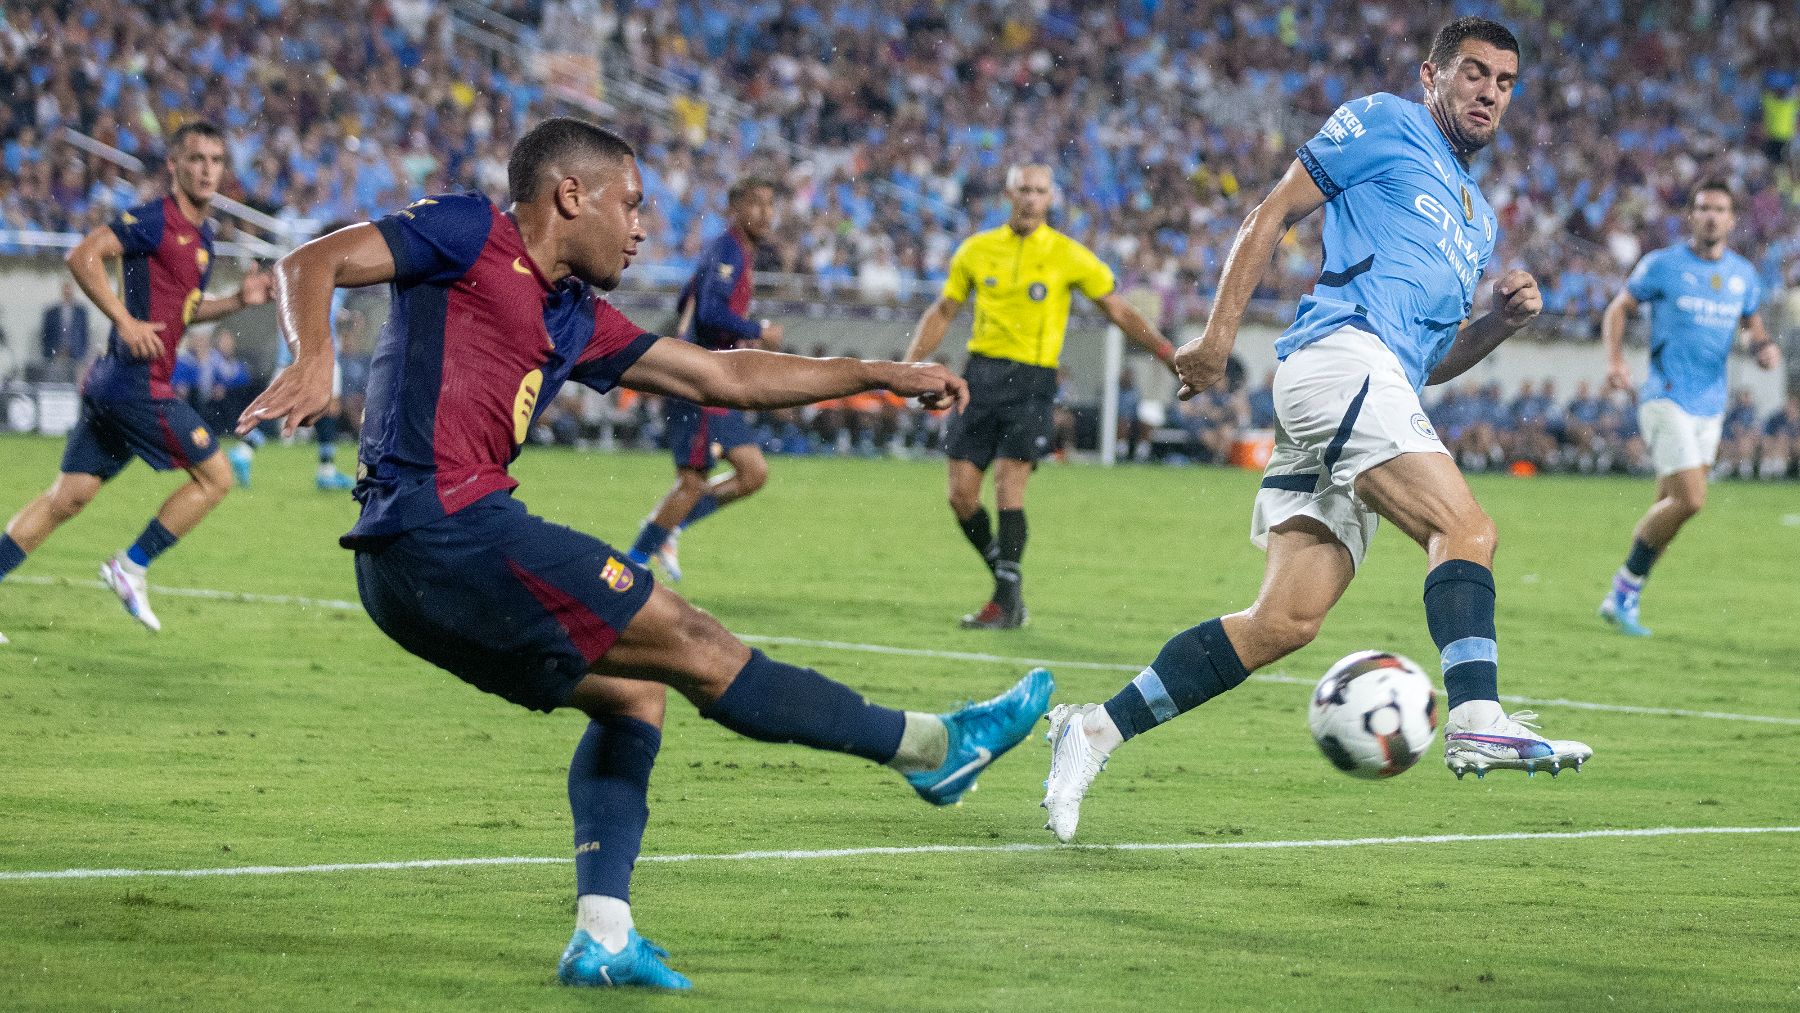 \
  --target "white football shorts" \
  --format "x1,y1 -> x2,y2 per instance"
1637,397 -> 1721,477
1251,325 -> 1450,569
